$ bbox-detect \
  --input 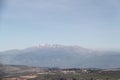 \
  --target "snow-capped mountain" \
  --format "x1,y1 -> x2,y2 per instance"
0,44 -> 120,68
